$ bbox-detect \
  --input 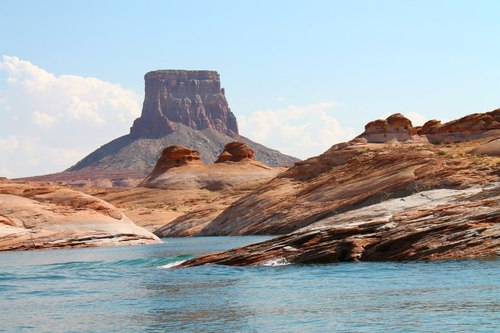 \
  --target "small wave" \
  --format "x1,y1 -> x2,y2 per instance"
158,260 -> 186,269
261,258 -> 290,266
